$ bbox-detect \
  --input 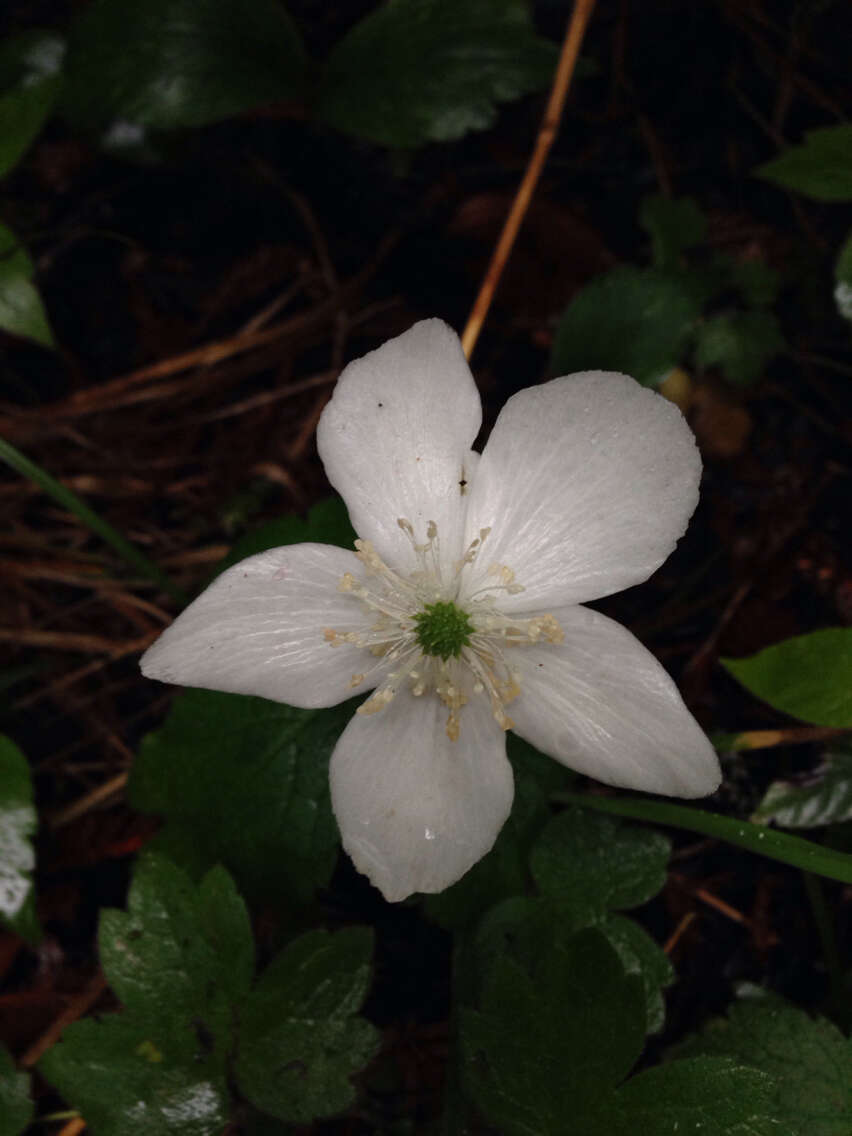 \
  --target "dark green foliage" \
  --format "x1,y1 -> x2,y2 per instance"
460,925 -> 787,1135
694,309 -> 785,386
62,0 -> 308,131
0,30 -> 64,179
723,628 -> 852,728
756,125 -> 852,202
40,856 -> 378,1133
677,994 -> 852,1135
317,0 -> 558,147
129,692 -> 357,905
233,928 -> 380,1123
